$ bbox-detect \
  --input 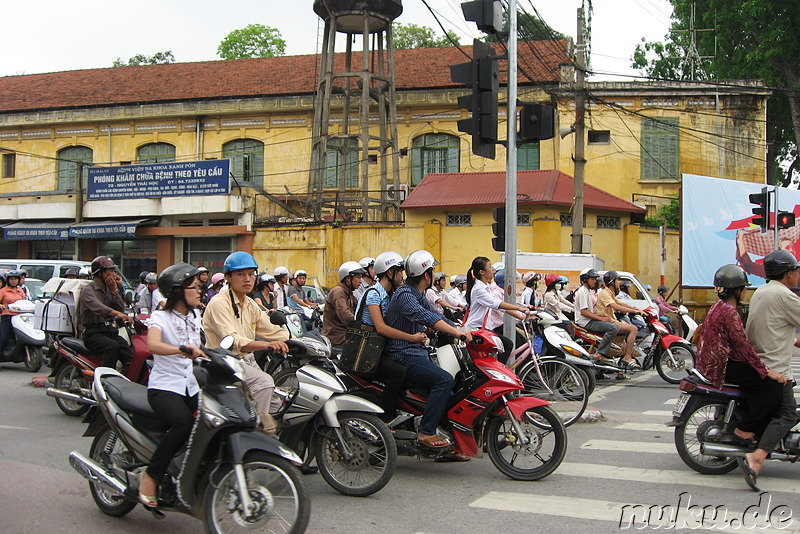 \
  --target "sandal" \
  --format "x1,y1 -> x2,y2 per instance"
738,457 -> 760,492
435,452 -> 471,462
138,492 -> 158,509
615,373 -> 631,380
620,359 -> 642,371
416,434 -> 450,448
